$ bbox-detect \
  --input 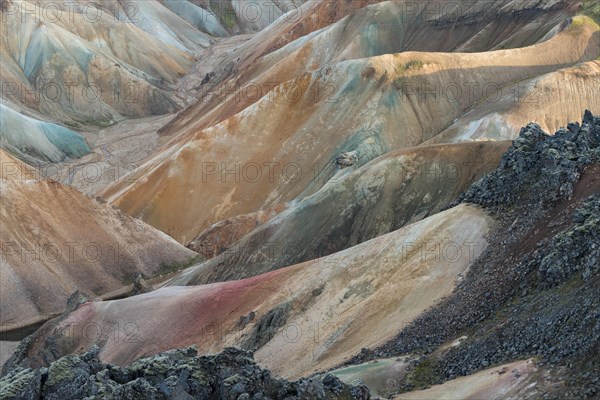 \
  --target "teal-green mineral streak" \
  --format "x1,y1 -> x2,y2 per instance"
0,104 -> 91,162
23,28 -> 56,79
42,124 -> 90,158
